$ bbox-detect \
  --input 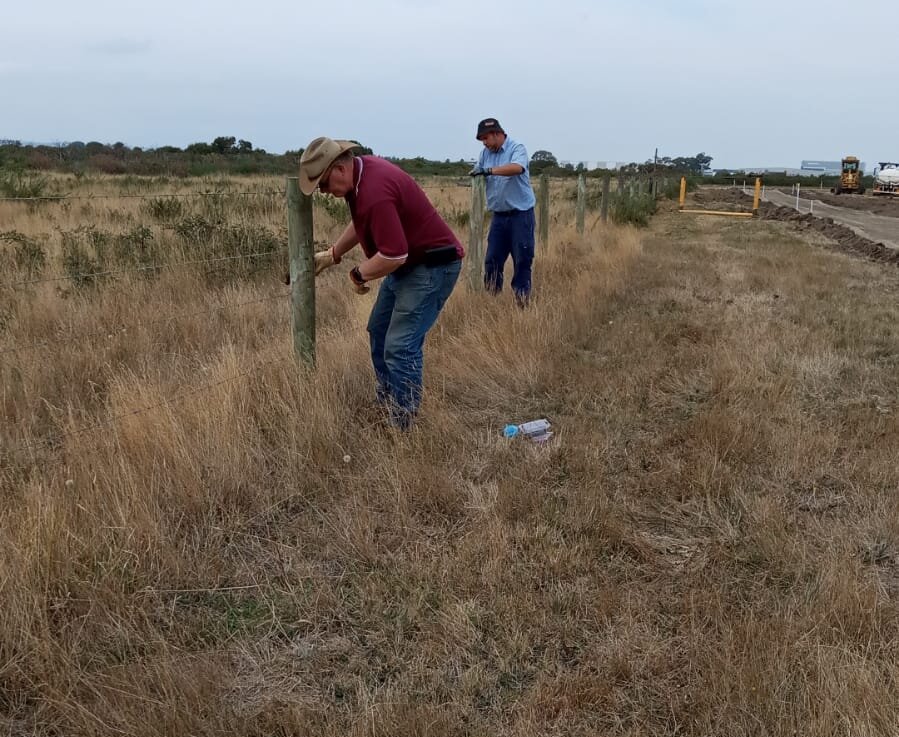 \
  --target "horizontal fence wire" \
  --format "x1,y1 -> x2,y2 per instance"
0,179 -> 357,475
0,191 -> 283,202
2,353 -> 293,472
2,248 -> 287,289
0,290 -> 289,357
1,177 -> 588,202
